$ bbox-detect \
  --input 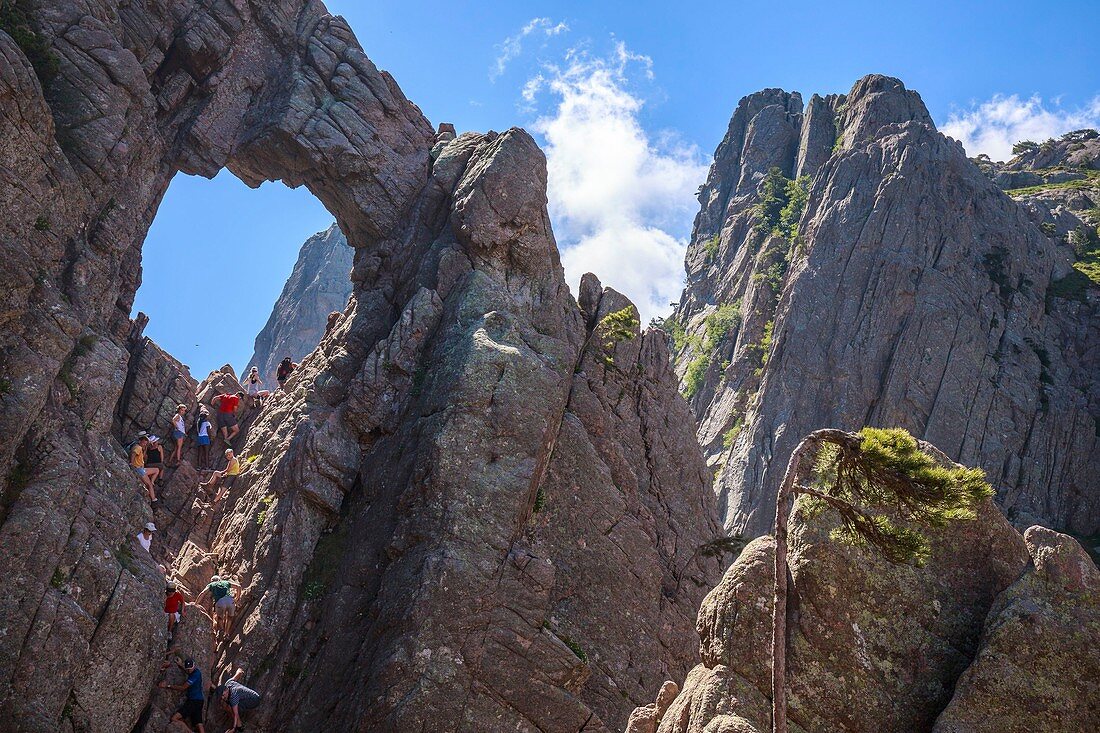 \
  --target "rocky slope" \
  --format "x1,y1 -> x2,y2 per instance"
1,3 -> 725,730
246,223 -> 353,383
671,75 -> 1099,539
628,498 -> 1099,732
